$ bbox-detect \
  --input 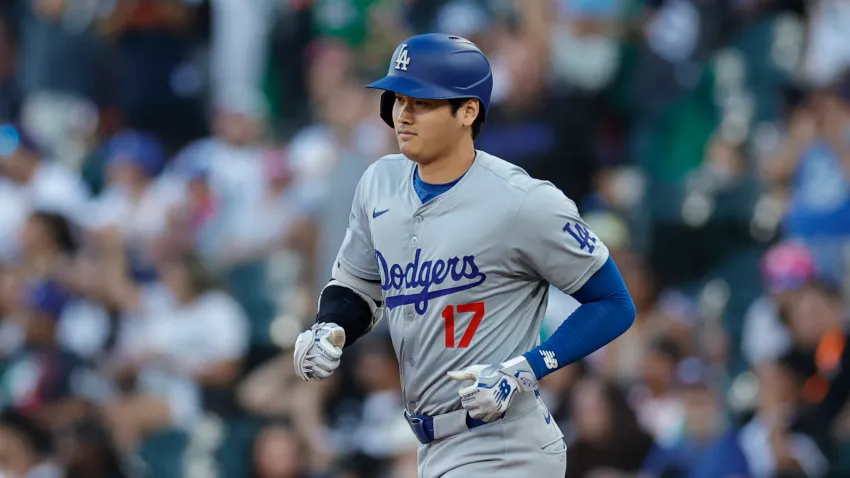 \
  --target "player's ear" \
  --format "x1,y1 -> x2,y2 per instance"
461,99 -> 479,128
